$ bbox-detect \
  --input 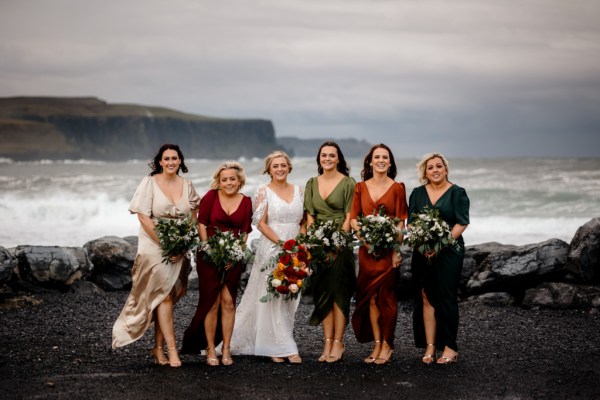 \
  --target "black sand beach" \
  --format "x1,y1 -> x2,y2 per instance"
1,288 -> 599,400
